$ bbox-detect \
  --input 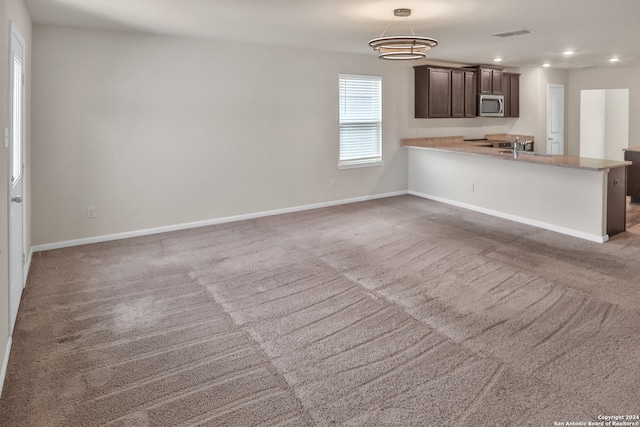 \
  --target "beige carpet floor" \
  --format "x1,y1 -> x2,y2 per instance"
1,195 -> 640,426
